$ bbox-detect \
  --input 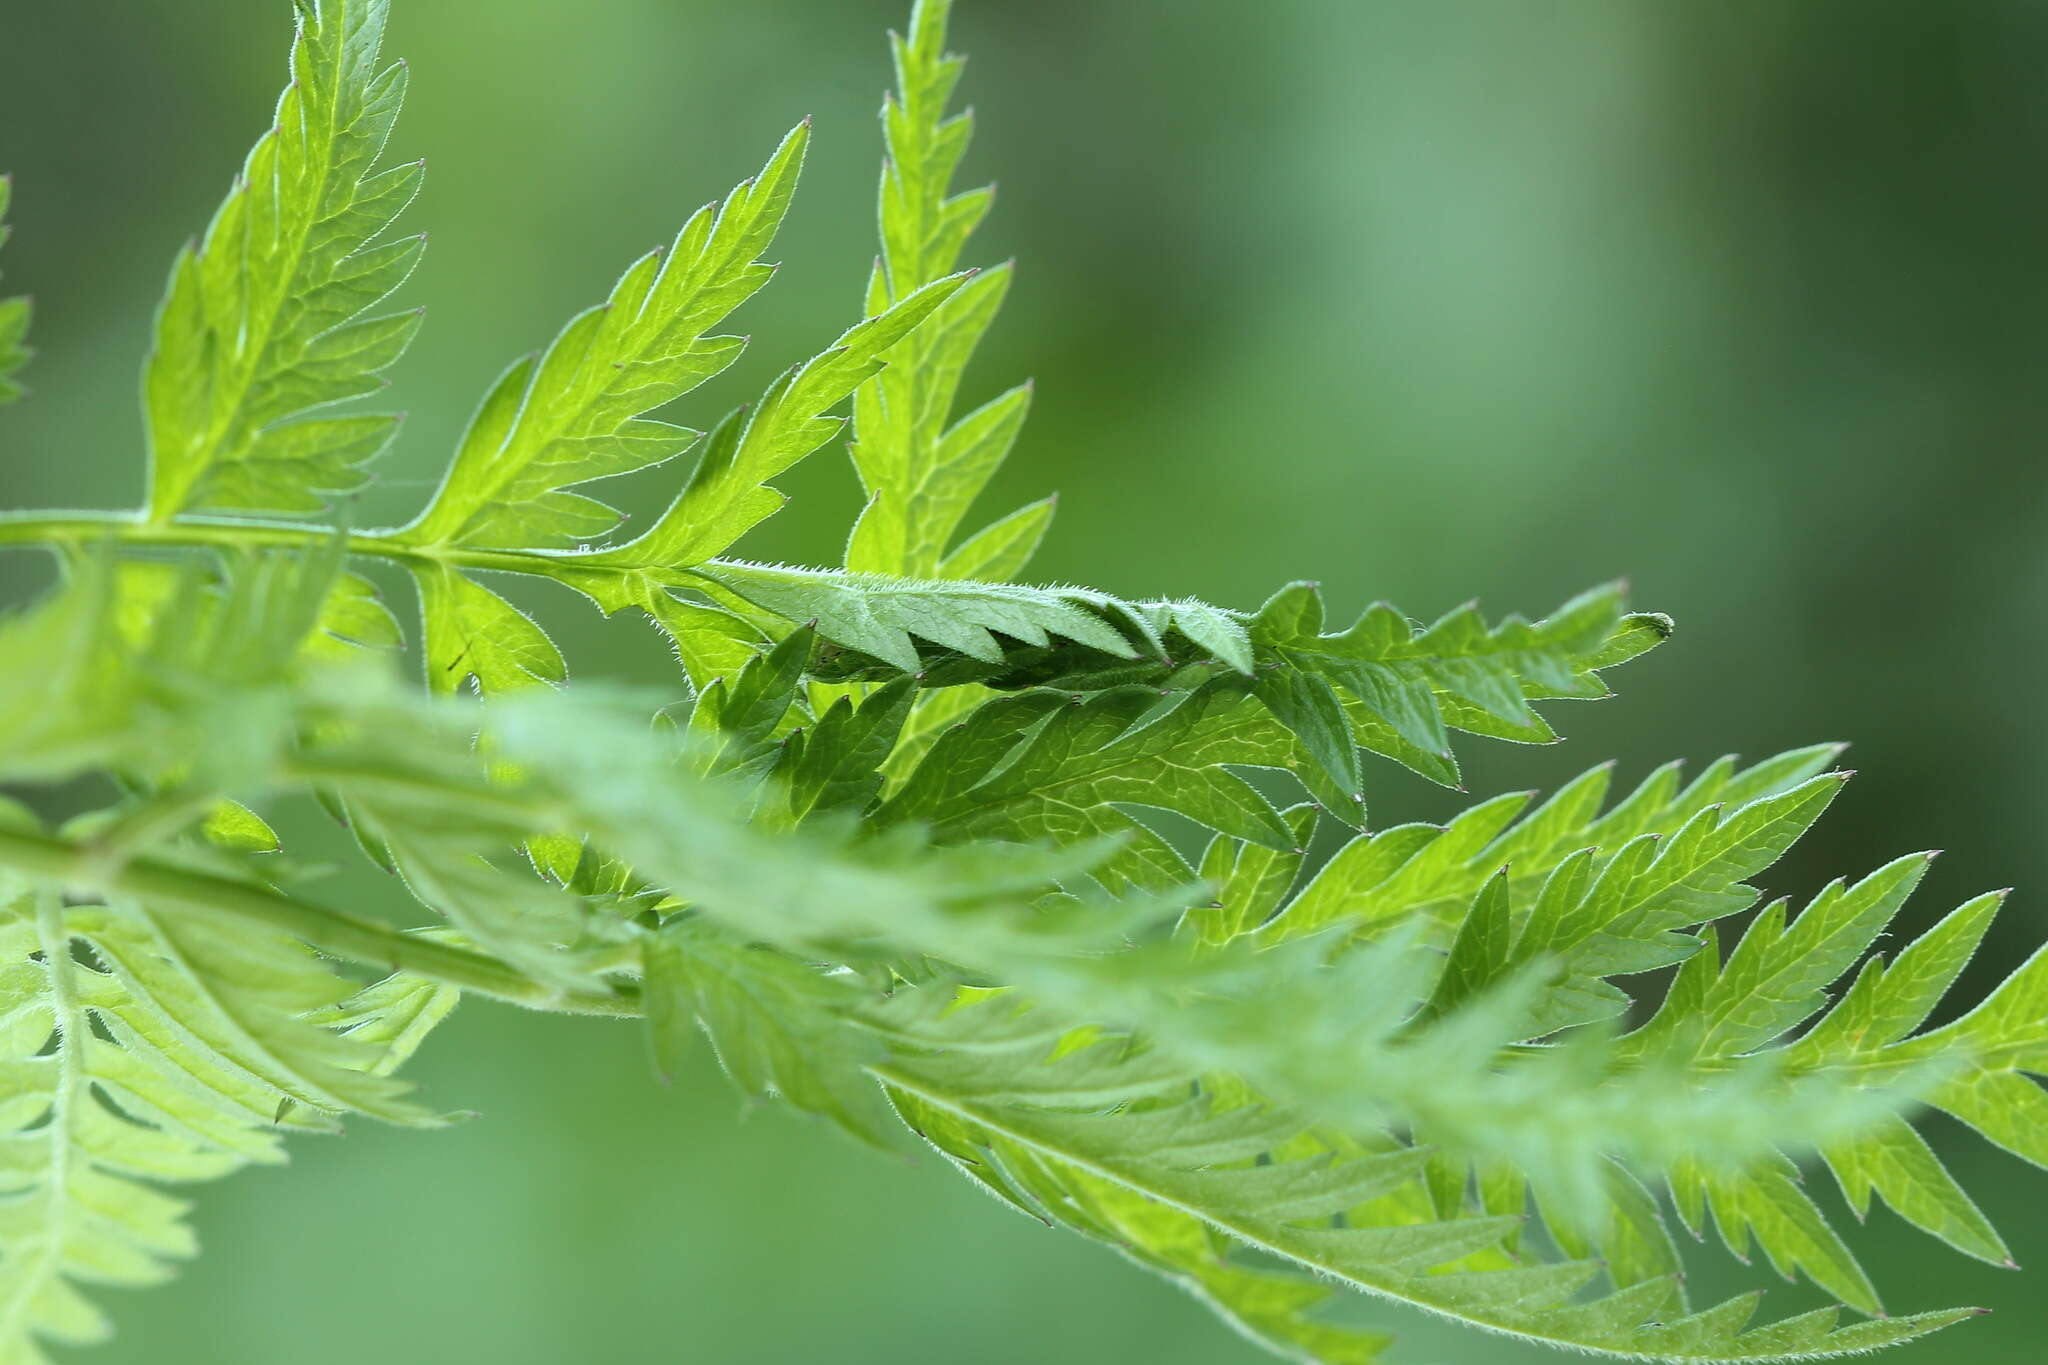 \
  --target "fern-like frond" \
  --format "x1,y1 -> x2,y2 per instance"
0,871 -> 443,1365
571,715 -> 1921,1240
871,989 -> 1977,1362
0,175 -> 31,405
10,557 -> 1849,1230
680,565 -> 1665,793
1,1 -> 2037,1360
405,124 -> 809,552
1248,580 -> 1672,786
845,0 -> 1045,580
1608,858 -> 2043,1296
889,1081 -> 1400,1364
74,902 -> 437,1124
1256,745 -> 1845,955
687,559 -> 1242,676
144,0 -> 421,518
1244,791 -> 2040,1322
